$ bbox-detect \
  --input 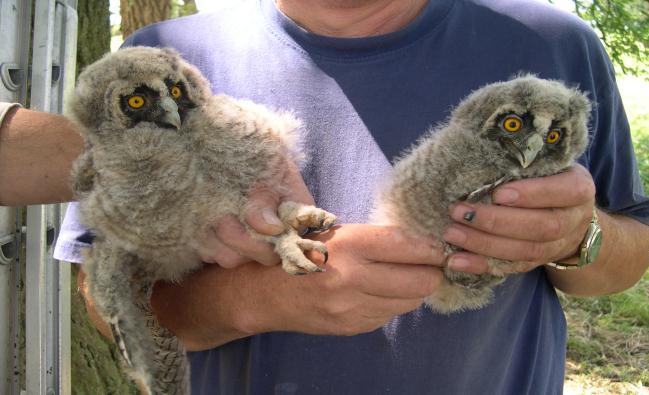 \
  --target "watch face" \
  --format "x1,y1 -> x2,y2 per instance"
585,226 -> 603,265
